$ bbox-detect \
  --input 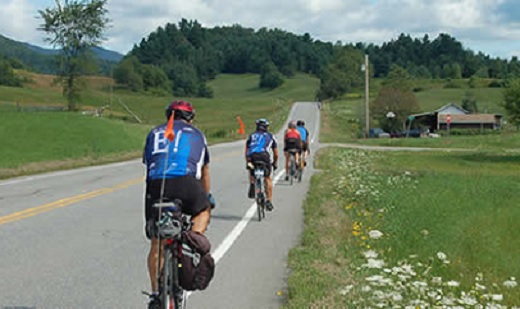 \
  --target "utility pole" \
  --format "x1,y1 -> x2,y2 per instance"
364,54 -> 370,138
